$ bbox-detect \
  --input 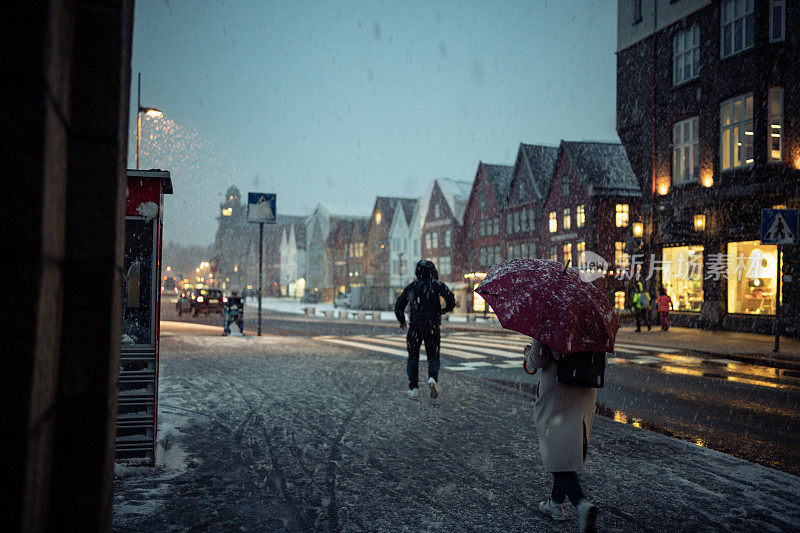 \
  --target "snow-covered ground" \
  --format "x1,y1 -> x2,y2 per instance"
246,296 -> 478,323
113,326 -> 800,532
